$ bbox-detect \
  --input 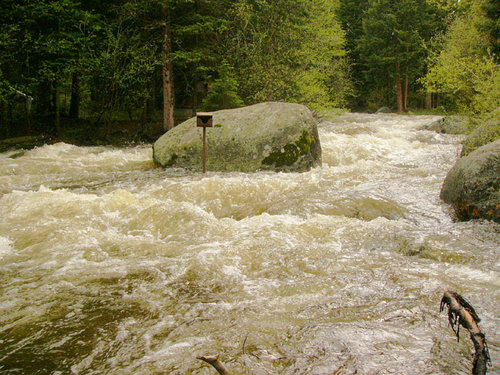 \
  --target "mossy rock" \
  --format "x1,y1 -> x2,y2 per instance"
461,110 -> 500,157
424,115 -> 471,135
153,102 -> 322,172
441,139 -> 500,223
